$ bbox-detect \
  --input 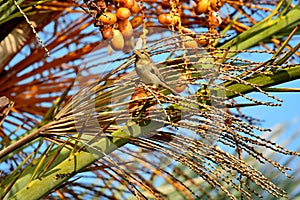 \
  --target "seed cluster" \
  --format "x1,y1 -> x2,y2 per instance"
82,0 -> 224,53
83,0 -> 141,51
